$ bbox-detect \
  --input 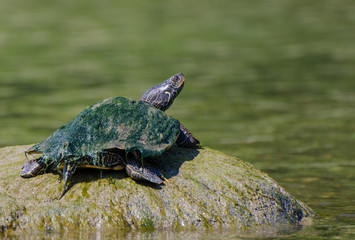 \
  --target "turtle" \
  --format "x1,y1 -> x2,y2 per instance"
20,73 -> 199,198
